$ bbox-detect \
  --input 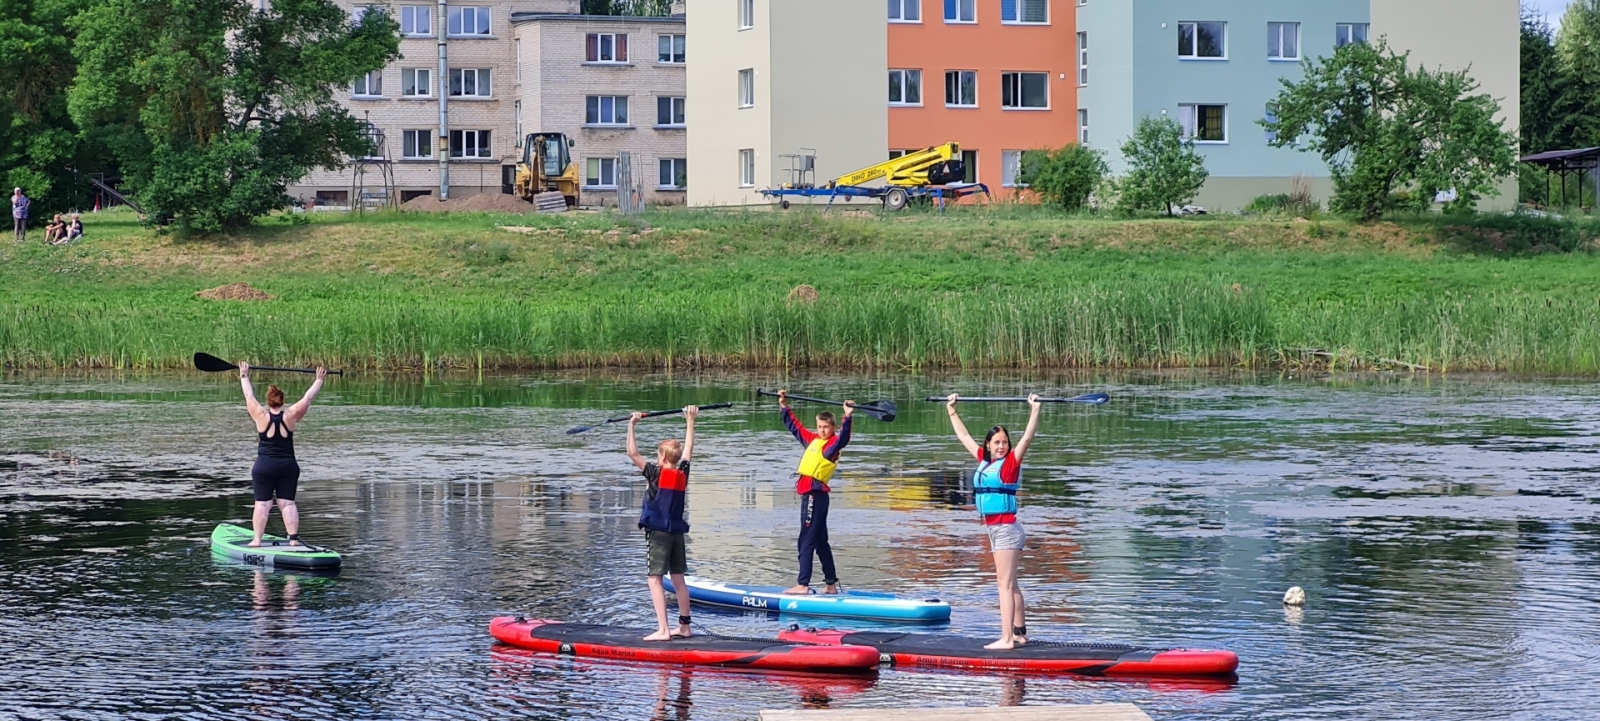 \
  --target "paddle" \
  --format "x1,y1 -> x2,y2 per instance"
566,402 -> 735,435
193,352 -> 343,376
756,389 -> 897,422
924,392 -> 1111,405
